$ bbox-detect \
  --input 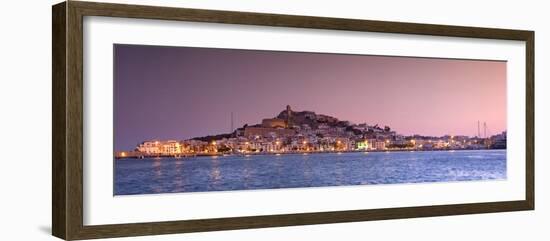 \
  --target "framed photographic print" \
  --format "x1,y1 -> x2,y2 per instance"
52,1 -> 534,240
